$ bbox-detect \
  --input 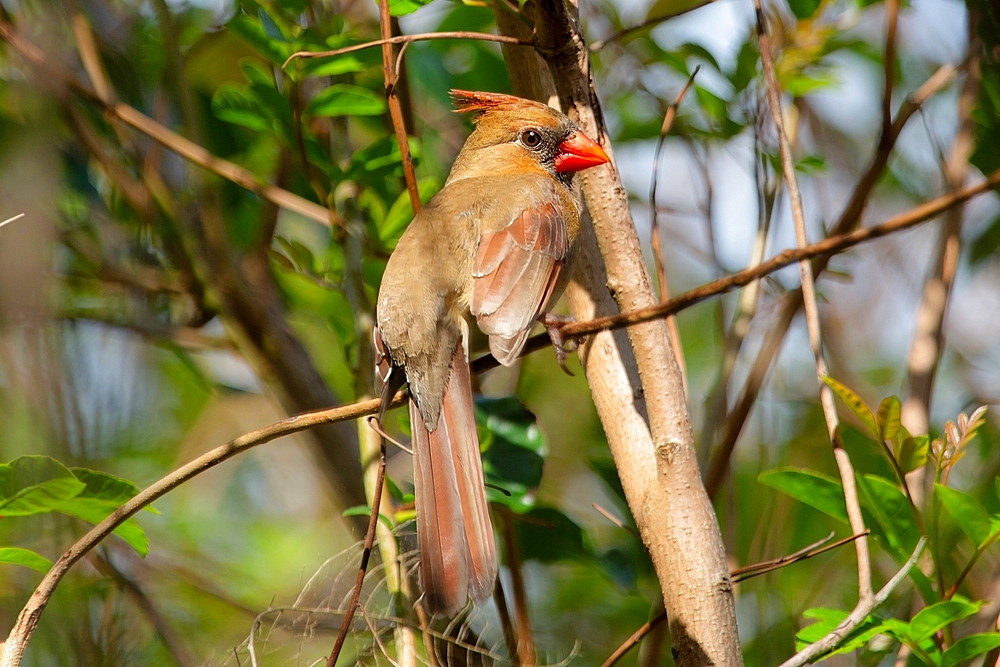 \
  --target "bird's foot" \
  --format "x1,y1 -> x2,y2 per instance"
538,313 -> 577,376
